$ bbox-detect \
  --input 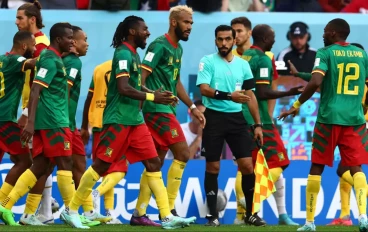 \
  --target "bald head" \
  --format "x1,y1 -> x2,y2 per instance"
252,24 -> 275,51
